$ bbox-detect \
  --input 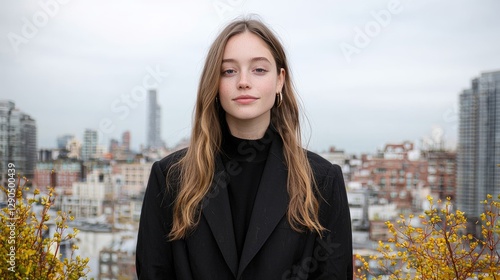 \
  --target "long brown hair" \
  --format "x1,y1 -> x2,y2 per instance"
168,17 -> 324,240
